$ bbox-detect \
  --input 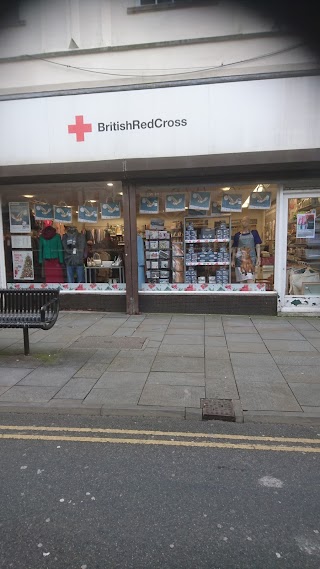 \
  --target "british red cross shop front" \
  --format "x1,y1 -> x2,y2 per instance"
1,76 -> 320,315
